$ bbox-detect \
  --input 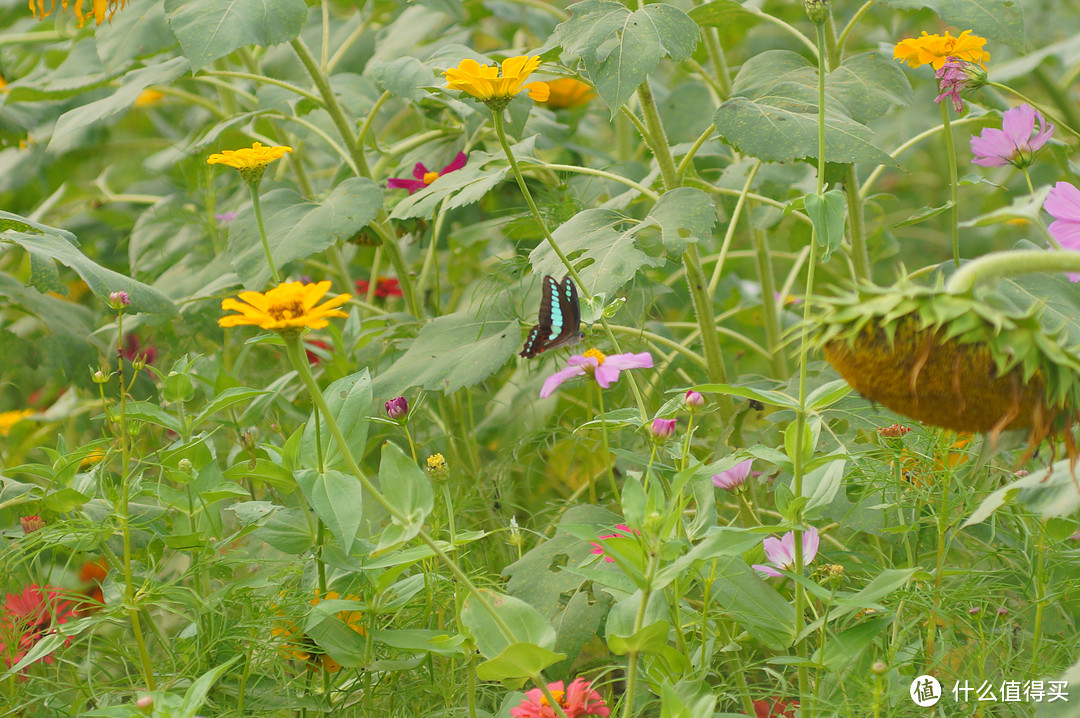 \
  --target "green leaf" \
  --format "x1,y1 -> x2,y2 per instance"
687,0 -> 760,47
1,211 -> 178,316
164,0 -> 307,70
96,0 -> 178,70
895,202 -> 956,228
461,589 -> 557,659
475,643 -> 566,682
647,187 -> 717,254
306,598 -> 368,669
709,557 -> 797,650
179,656 -> 242,715
299,369 -> 372,473
806,379 -> 851,410
3,39 -> 116,102
228,178 -> 383,289
254,507 -> 313,553
965,459 -> 1080,525
712,50 -> 899,167
607,620 -> 670,656
555,0 -> 698,116
367,57 -> 434,102
803,456 -> 846,512
296,469 -> 364,555
605,590 -> 668,651
372,311 -> 520,397
692,382 -> 800,410
805,188 -> 847,263
43,488 -> 90,513
190,387 -> 269,430
28,253 -> 65,295
389,139 -> 536,220
374,441 -> 434,554
881,0 -> 1025,50
827,52 -> 913,124
529,209 -> 663,302
49,57 -> 190,154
